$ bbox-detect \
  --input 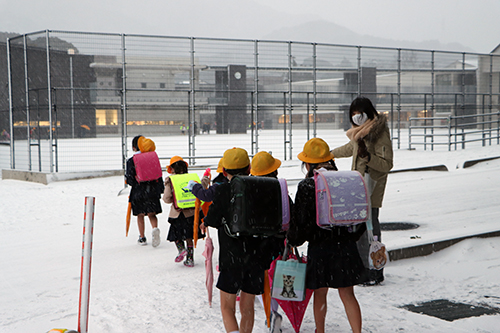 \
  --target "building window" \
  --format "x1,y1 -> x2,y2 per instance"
96,109 -> 118,126
160,83 -> 166,88
141,83 -> 147,88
